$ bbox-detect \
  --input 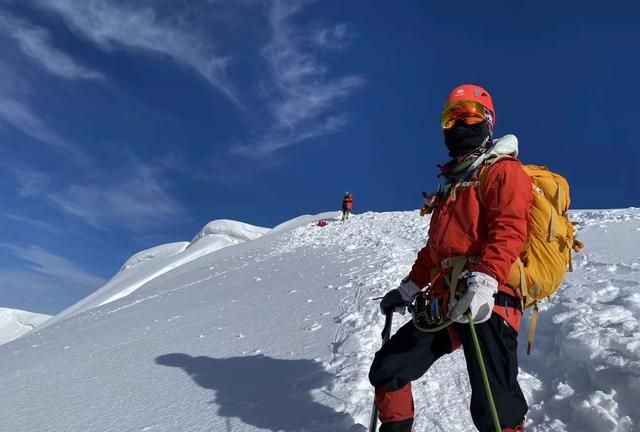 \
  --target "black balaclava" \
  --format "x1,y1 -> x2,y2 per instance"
443,120 -> 492,157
